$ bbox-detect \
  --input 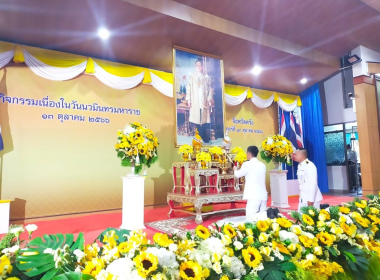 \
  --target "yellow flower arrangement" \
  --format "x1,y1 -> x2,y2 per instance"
235,152 -> 247,164
196,151 -> 211,162
317,231 -> 335,246
153,233 -> 174,247
178,144 -> 194,156
195,225 -> 210,240
272,240 -> 290,255
339,207 -> 351,214
355,200 -> 367,208
231,147 -> 245,154
260,134 -> 294,165
115,122 -> 159,174
257,220 -> 269,232
209,146 -> 223,155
